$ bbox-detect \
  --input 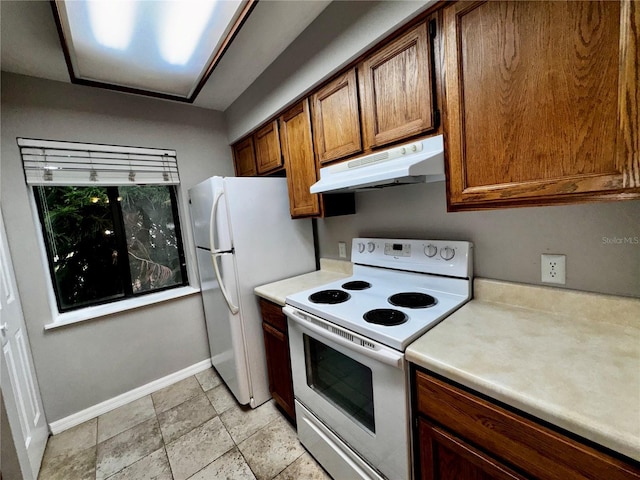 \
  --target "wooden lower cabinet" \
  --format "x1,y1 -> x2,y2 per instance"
419,419 -> 526,480
414,369 -> 640,480
259,298 -> 295,421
